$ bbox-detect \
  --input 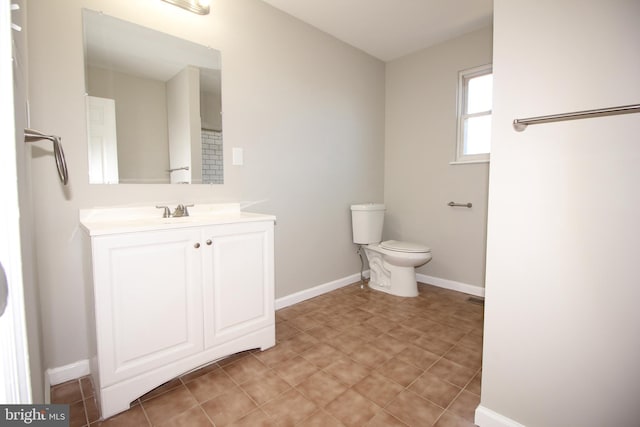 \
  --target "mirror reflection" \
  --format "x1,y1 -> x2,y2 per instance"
82,9 -> 223,184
